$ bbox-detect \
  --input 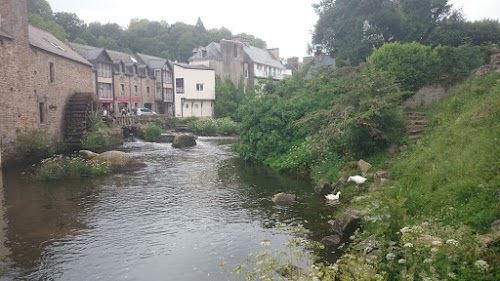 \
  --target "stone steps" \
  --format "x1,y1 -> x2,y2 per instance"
404,111 -> 427,142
